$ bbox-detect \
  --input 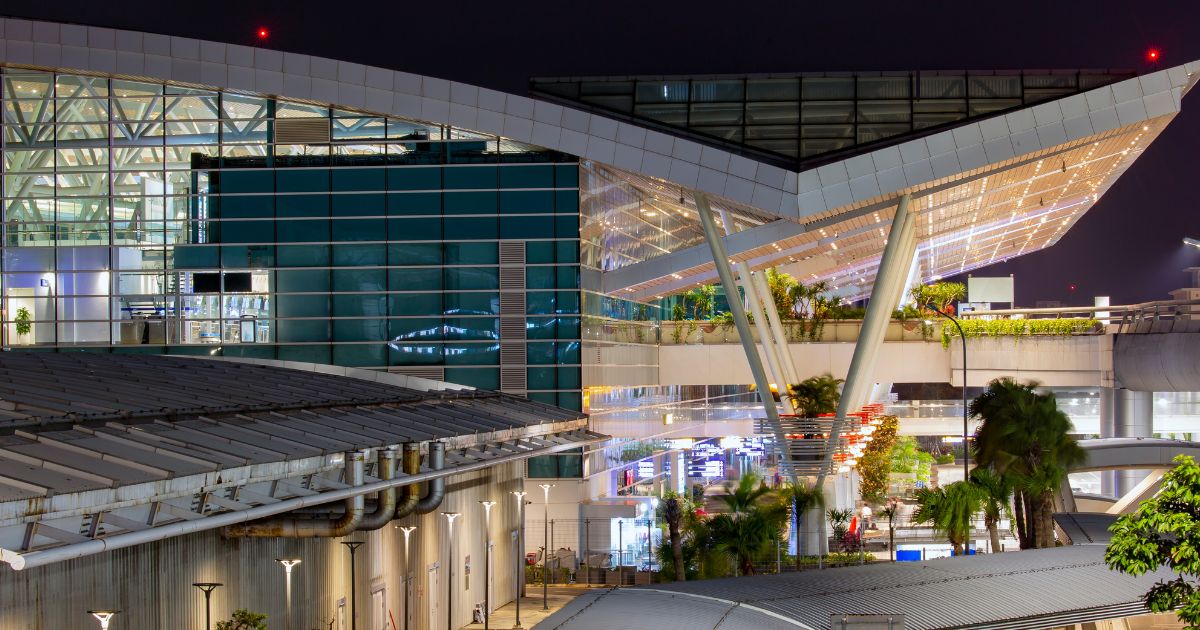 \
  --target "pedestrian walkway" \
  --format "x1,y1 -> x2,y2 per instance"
460,585 -> 598,630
